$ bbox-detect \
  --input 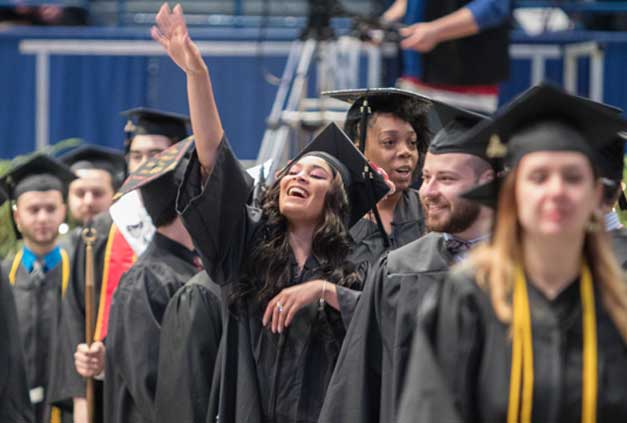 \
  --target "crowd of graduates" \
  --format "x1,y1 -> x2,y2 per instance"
1,4 -> 627,423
